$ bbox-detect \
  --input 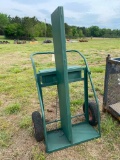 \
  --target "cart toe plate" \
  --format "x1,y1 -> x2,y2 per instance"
46,122 -> 100,153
